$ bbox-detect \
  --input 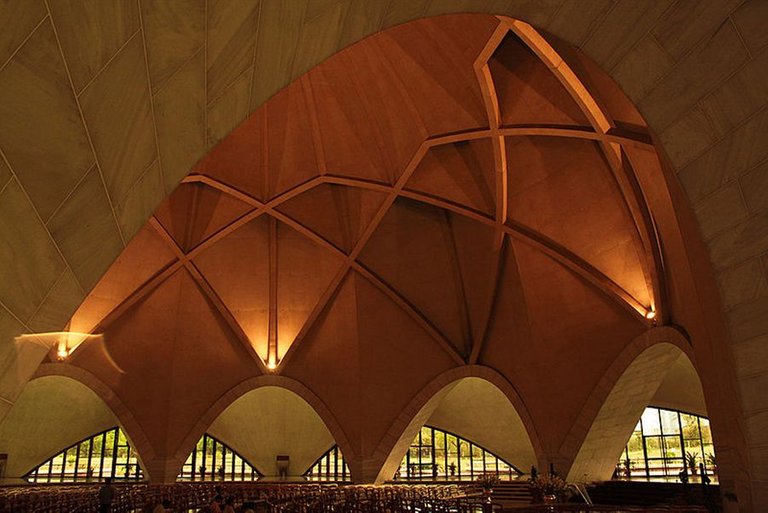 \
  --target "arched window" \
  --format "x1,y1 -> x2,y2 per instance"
304,445 -> 351,482
26,427 -> 144,483
177,433 -> 261,481
396,426 -> 521,481
617,406 -> 716,480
